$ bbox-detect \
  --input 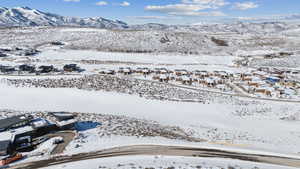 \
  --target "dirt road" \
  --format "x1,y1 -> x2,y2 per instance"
11,145 -> 300,169
45,131 -> 76,155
